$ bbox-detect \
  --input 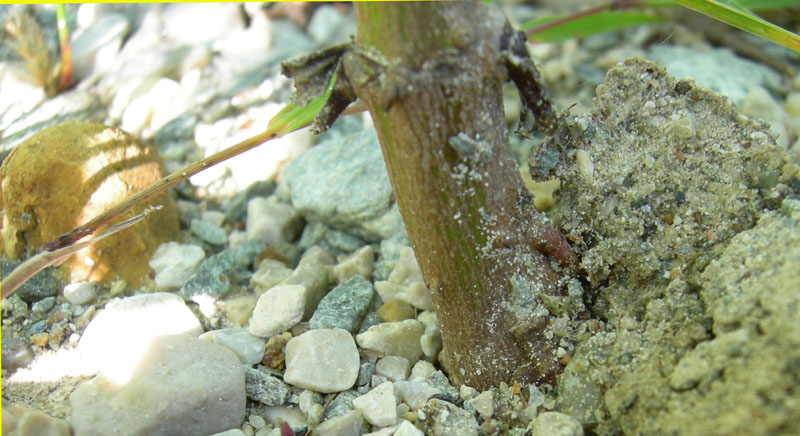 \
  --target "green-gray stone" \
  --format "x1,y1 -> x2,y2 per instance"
308,275 -> 374,332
